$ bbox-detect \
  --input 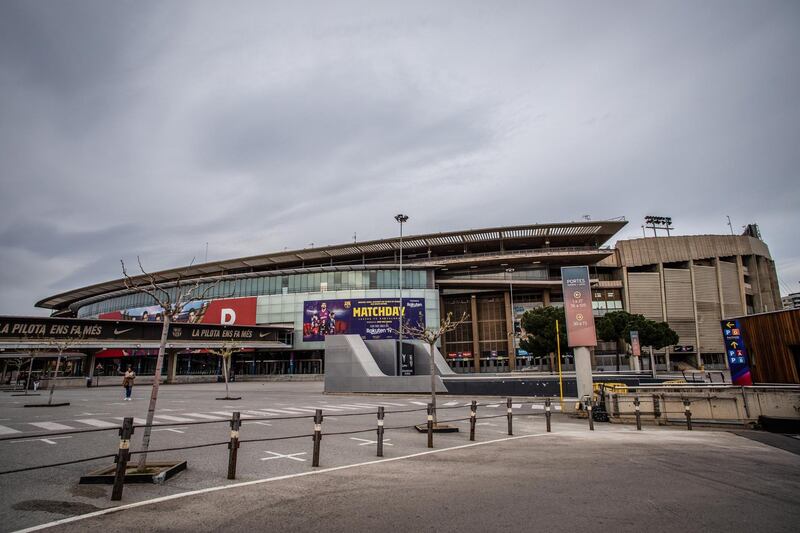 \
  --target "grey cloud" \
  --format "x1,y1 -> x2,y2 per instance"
1,0 -> 799,315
